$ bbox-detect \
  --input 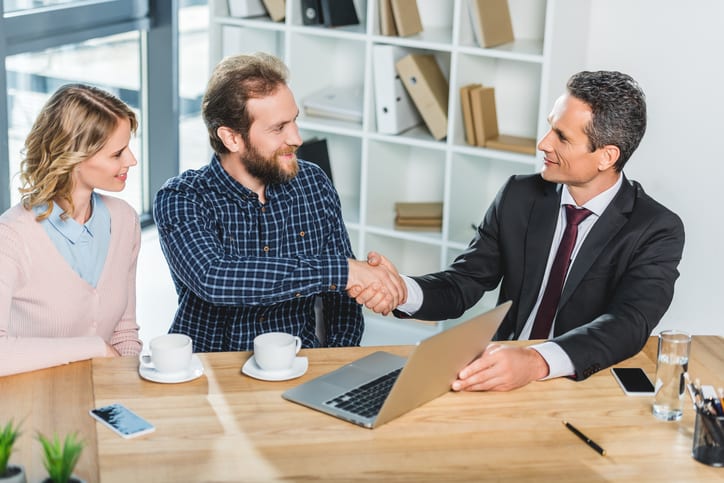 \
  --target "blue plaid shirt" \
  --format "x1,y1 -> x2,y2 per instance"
153,155 -> 363,352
